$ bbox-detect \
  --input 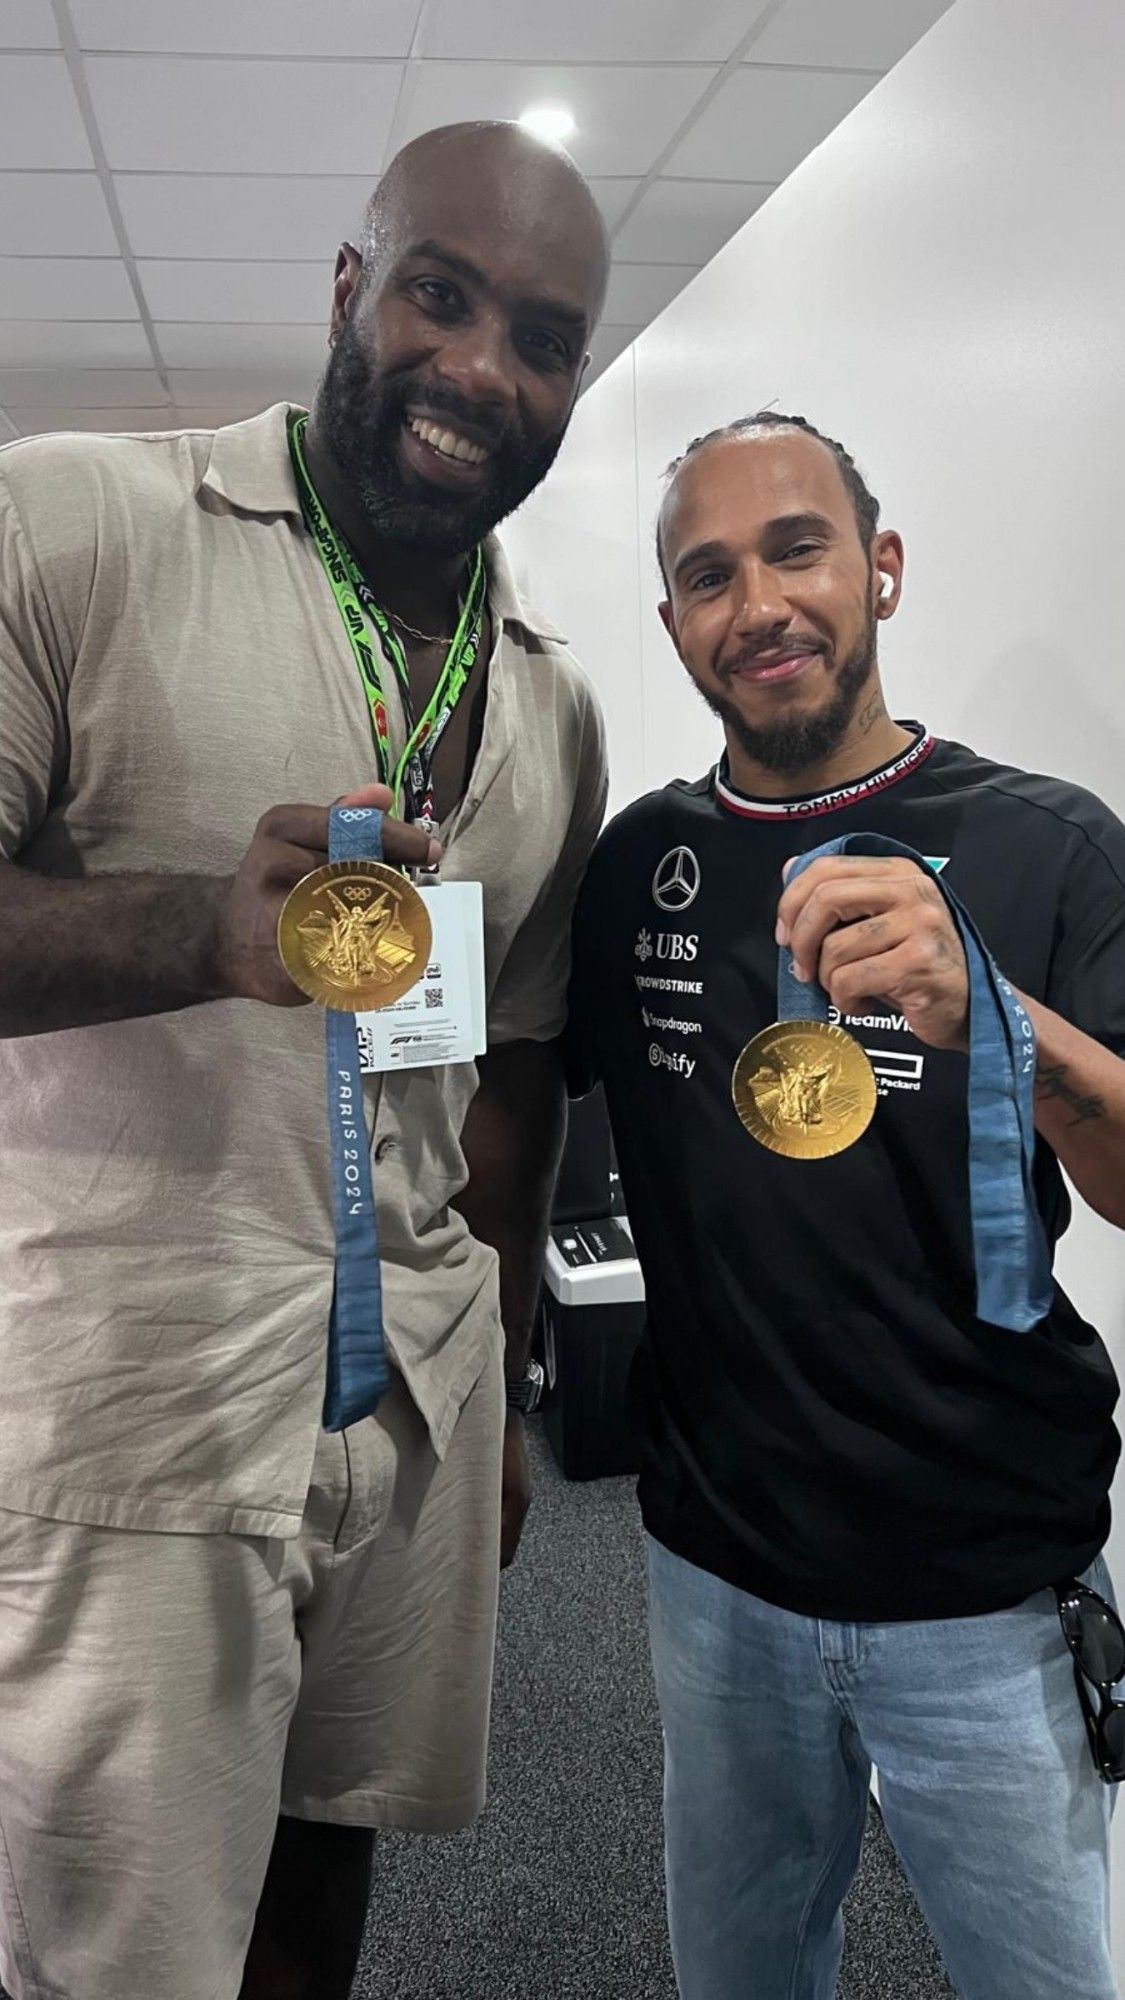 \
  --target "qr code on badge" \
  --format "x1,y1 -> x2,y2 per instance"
424,987 -> 444,1010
